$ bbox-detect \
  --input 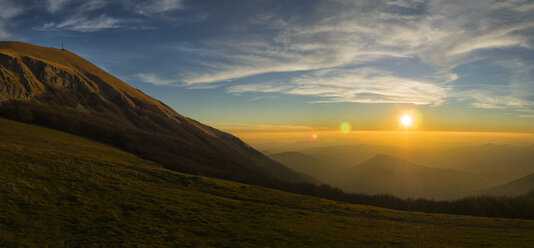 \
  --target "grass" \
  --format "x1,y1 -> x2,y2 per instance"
1,117 -> 533,247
